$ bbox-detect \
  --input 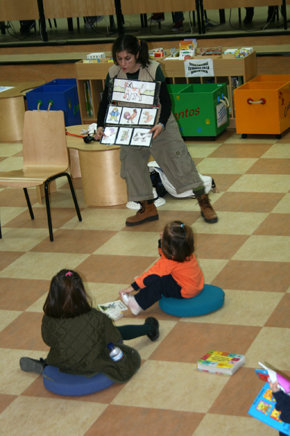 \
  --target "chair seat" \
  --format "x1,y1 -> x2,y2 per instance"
159,284 -> 225,317
0,166 -> 68,187
43,365 -> 115,396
